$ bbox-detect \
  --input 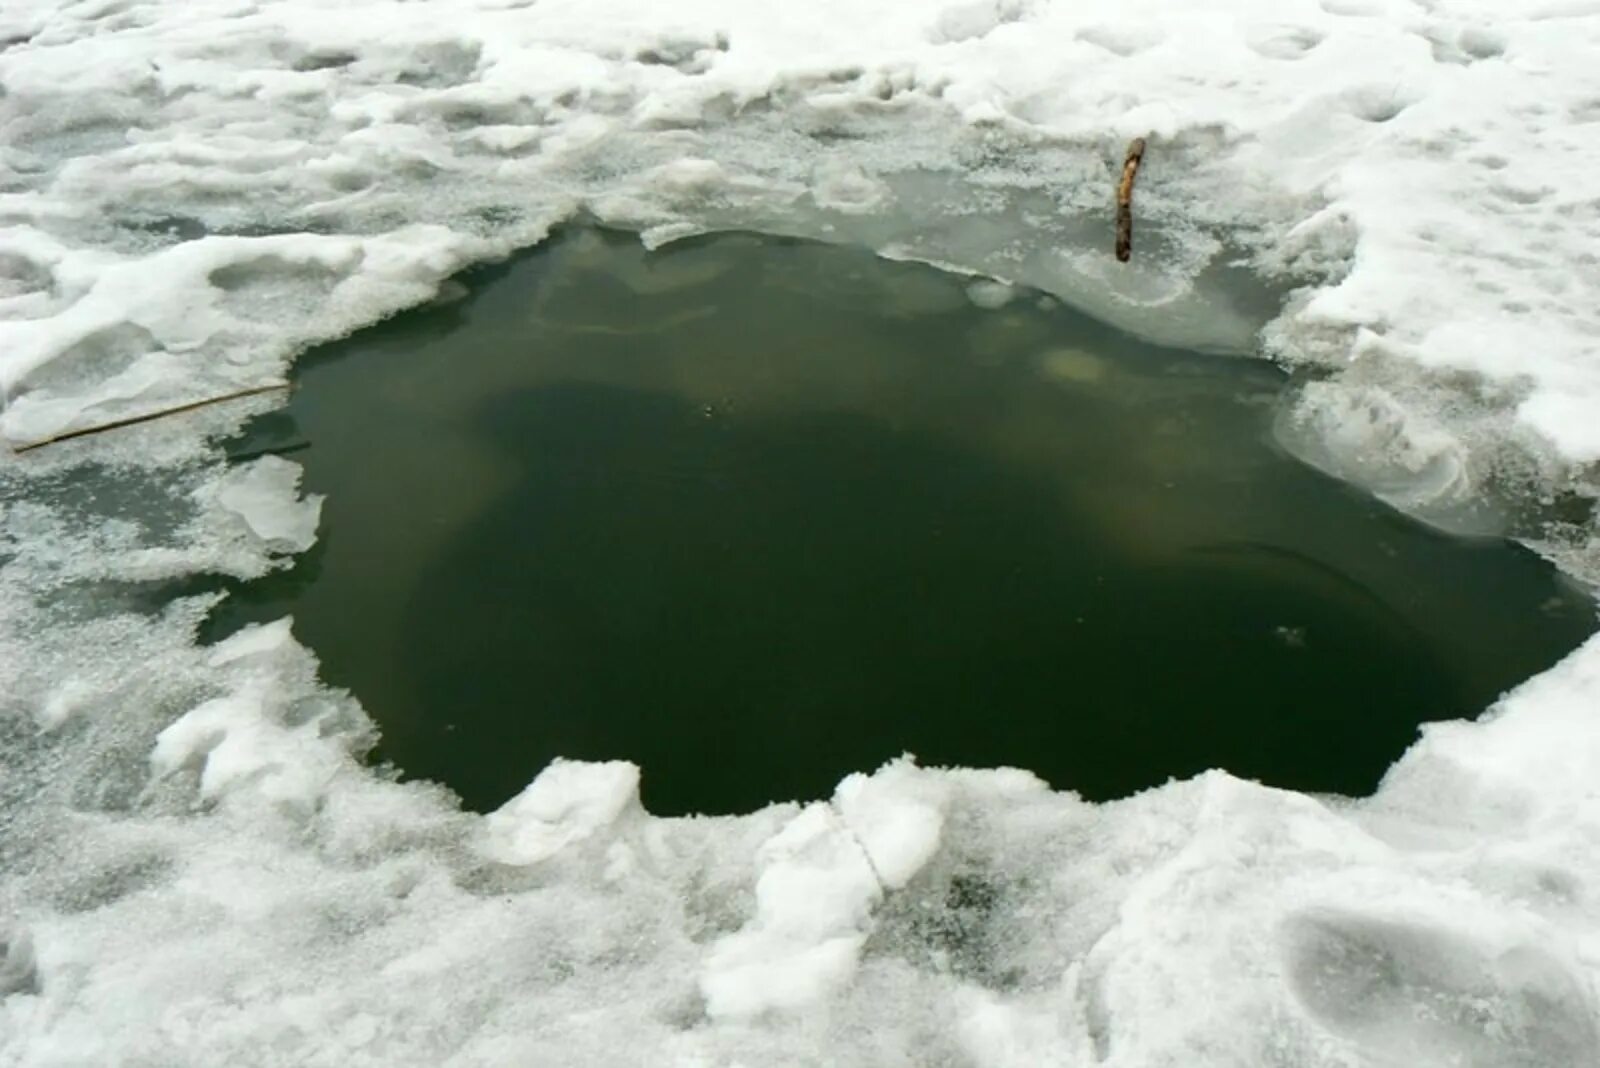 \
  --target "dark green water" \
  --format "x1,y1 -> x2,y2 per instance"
213,229 -> 1595,816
